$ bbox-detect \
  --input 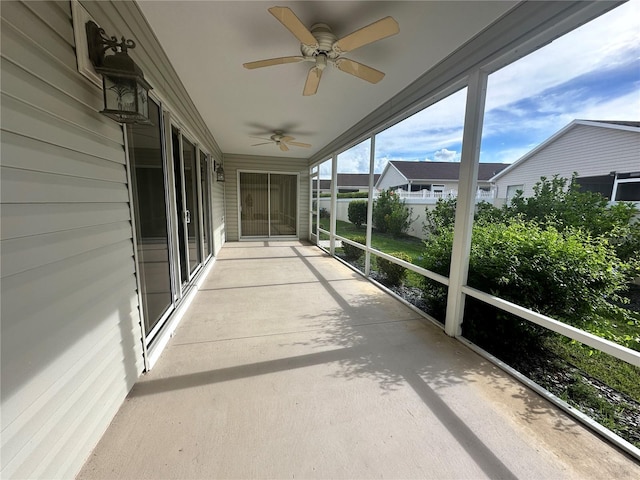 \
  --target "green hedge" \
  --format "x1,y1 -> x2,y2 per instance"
348,200 -> 367,228
342,236 -> 366,260
377,252 -> 412,287
420,220 -> 632,353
